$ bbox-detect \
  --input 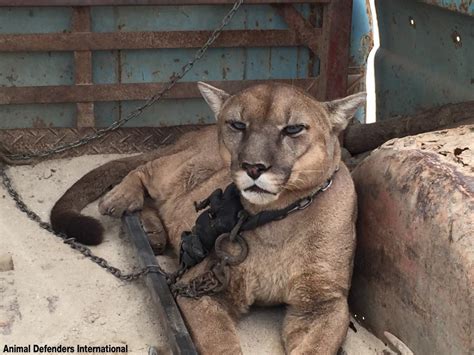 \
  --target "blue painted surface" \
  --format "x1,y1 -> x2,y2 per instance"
0,7 -> 75,128
350,0 -> 372,67
349,0 -> 372,122
0,3 -> 373,128
91,4 -> 314,127
0,103 -> 76,129
421,0 -> 474,15
0,7 -> 72,34
375,0 -> 474,119
0,4 -> 317,128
